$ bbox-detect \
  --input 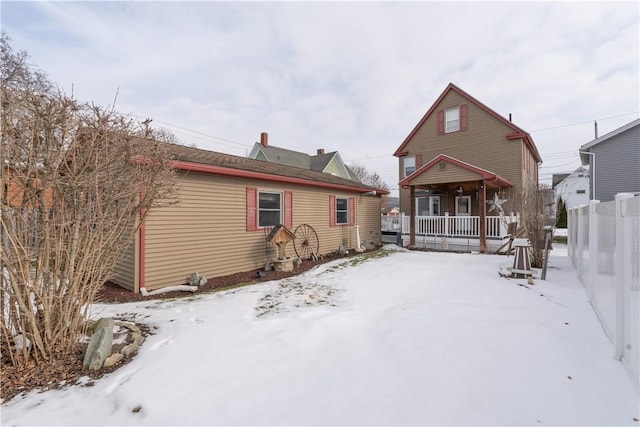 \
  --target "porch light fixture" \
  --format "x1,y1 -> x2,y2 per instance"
456,185 -> 464,194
